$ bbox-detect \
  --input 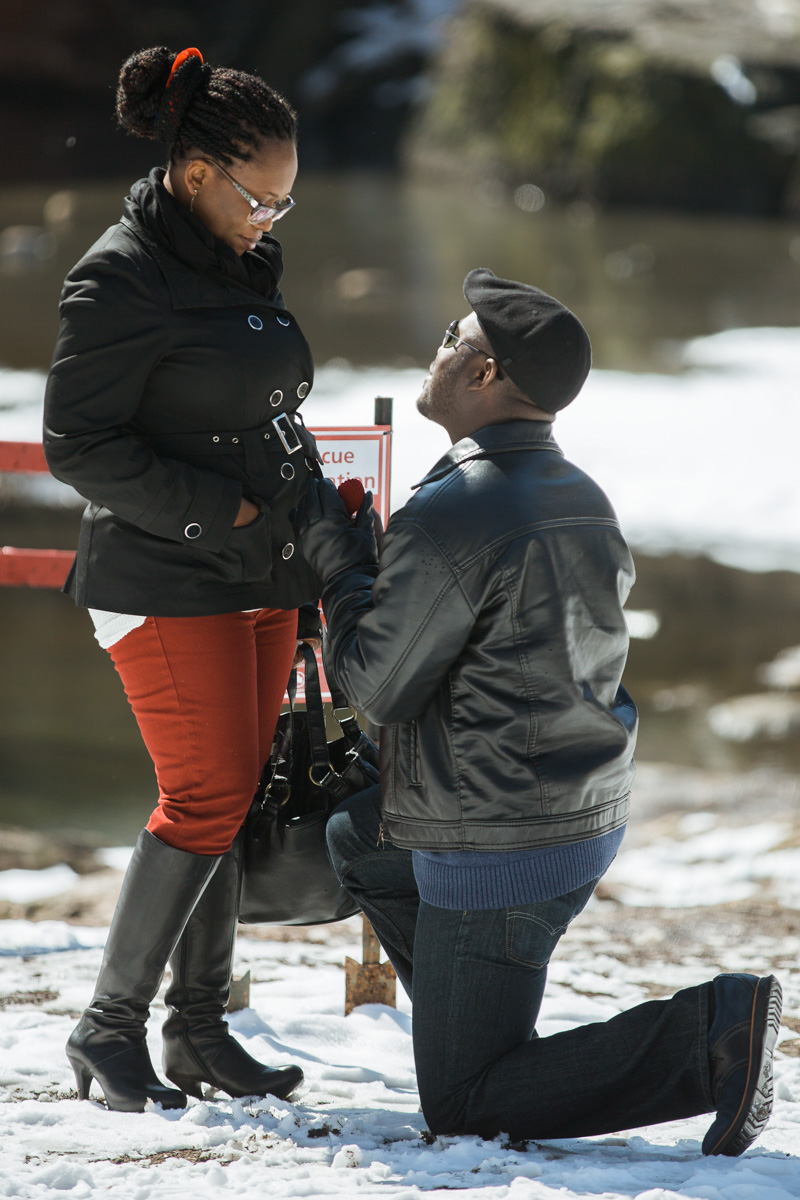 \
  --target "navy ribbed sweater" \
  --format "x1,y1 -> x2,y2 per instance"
412,826 -> 625,910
